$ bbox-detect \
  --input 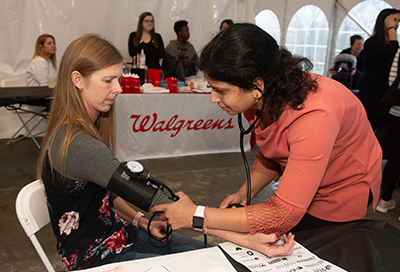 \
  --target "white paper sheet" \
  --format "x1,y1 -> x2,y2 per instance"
218,241 -> 348,272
